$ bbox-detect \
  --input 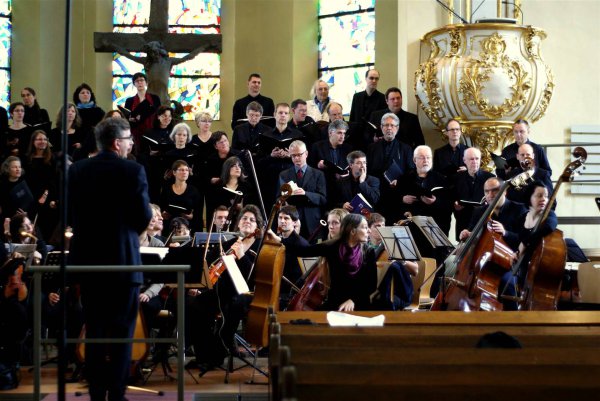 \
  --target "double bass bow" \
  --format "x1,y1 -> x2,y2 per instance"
512,147 -> 587,310
245,183 -> 293,347
431,163 -> 534,311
